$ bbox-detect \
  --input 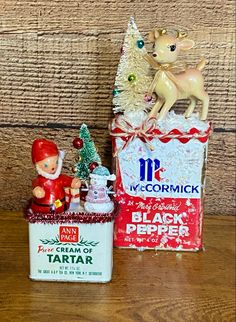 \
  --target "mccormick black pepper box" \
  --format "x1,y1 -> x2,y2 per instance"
111,114 -> 212,251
